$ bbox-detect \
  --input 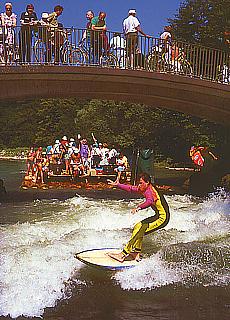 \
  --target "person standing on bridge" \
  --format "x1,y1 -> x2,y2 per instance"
123,9 -> 150,69
80,10 -> 94,63
47,5 -> 64,64
19,4 -> 38,63
160,25 -> 172,62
